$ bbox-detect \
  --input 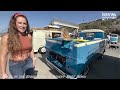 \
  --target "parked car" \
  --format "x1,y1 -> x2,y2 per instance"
109,34 -> 119,48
